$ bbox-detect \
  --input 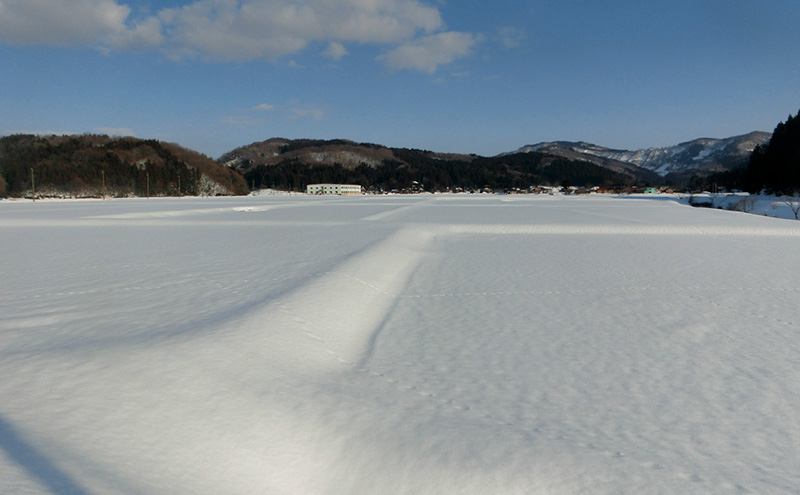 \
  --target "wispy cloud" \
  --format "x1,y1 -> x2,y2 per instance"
290,106 -> 325,121
497,27 -> 526,48
378,32 -> 481,73
220,114 -> 262,127
322,41 -> 348,61
222,99 -> 325,127
0,0 -> 478,72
